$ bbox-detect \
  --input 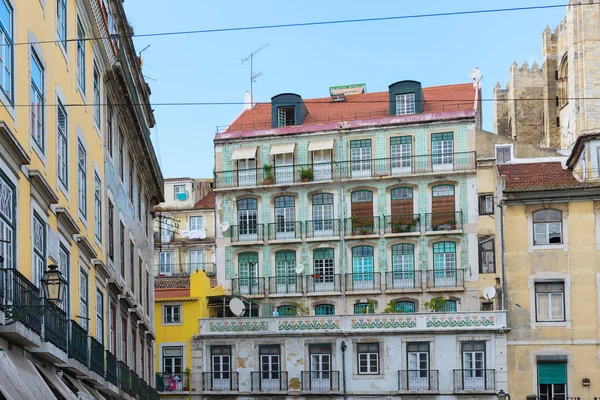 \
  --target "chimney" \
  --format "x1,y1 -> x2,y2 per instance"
243,91 -> 253,110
